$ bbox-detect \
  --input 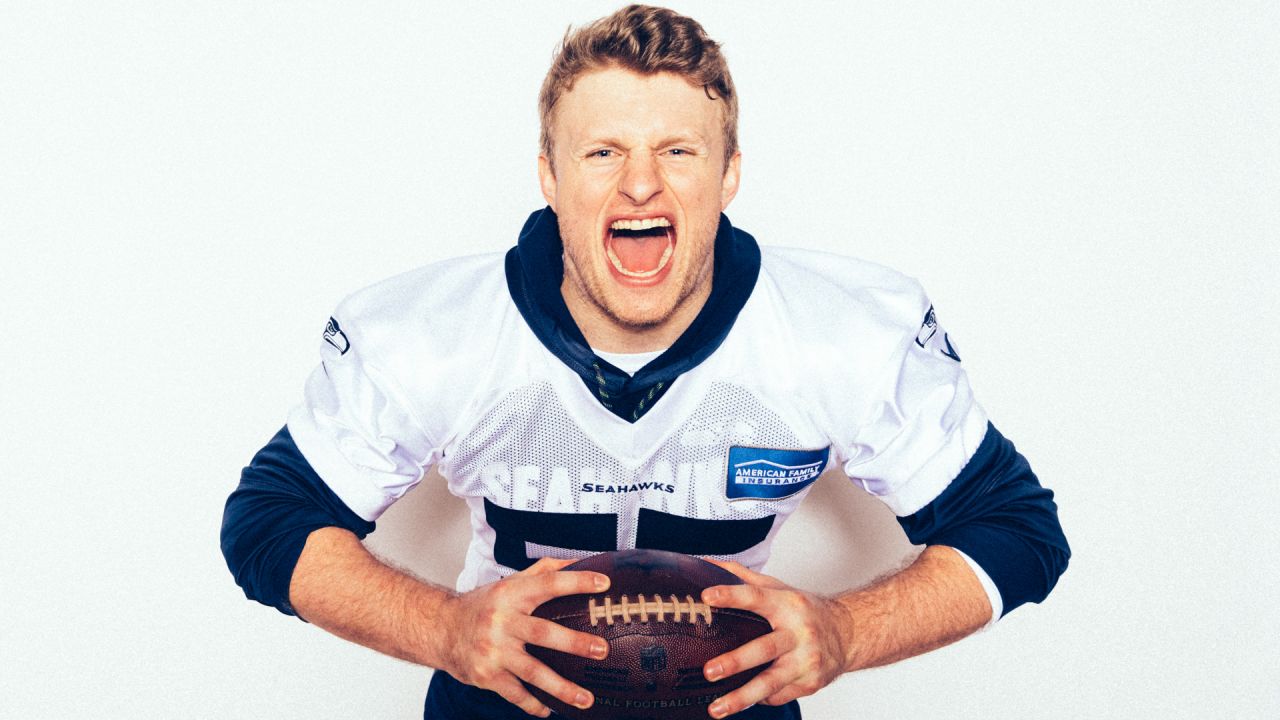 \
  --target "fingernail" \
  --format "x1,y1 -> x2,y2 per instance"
591,640 -> 608,658
574,691 -> 592,709
704,588 -> 720,603
705,662 -> 723,681
594,574 -> 609,591
709,700 -> 727,718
